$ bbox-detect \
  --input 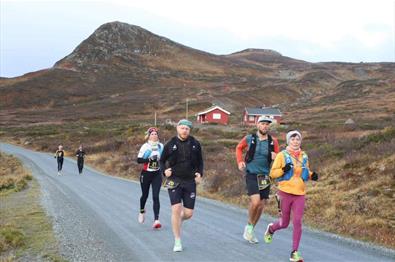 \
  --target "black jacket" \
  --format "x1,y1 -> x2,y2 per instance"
160,136 -> 203,181
75,150 -> 86,160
